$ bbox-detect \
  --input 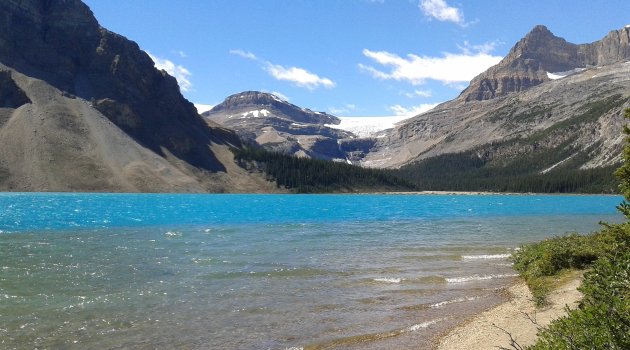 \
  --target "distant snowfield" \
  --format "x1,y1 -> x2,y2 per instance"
326,115 -> 413,138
